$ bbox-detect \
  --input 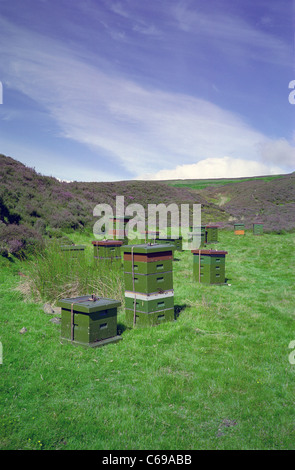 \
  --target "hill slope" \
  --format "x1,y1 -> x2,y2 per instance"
0,154 -> 228,254
0,154 -> 294,257
198,173 -> 295,231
